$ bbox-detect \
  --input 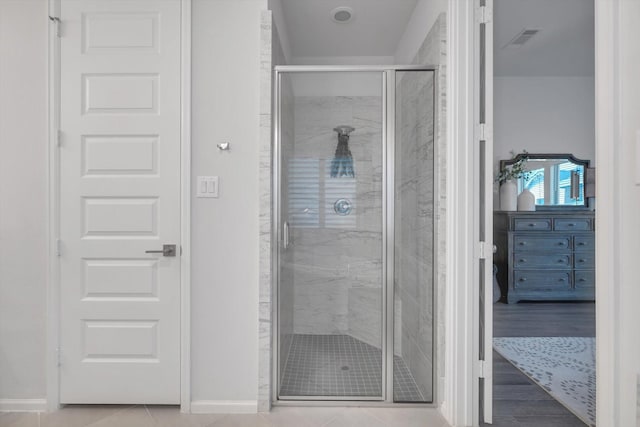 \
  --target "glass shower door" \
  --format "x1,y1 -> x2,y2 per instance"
276,71 -> 385,399
393,70 -> 436,403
